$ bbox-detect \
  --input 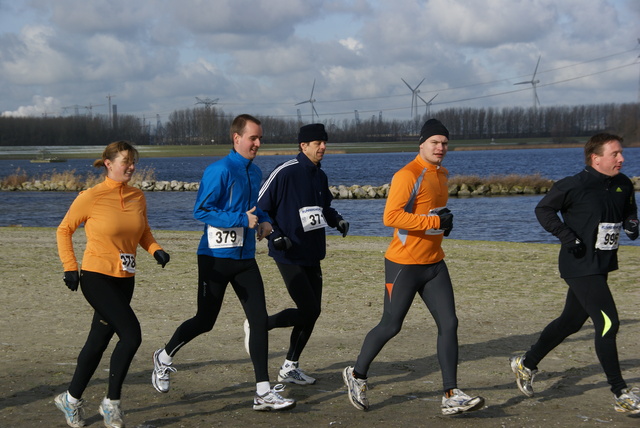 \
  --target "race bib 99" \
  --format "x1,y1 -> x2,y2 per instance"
207,225 -> 244,248
299,206 -> 327,232
595,222 -> 621,250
